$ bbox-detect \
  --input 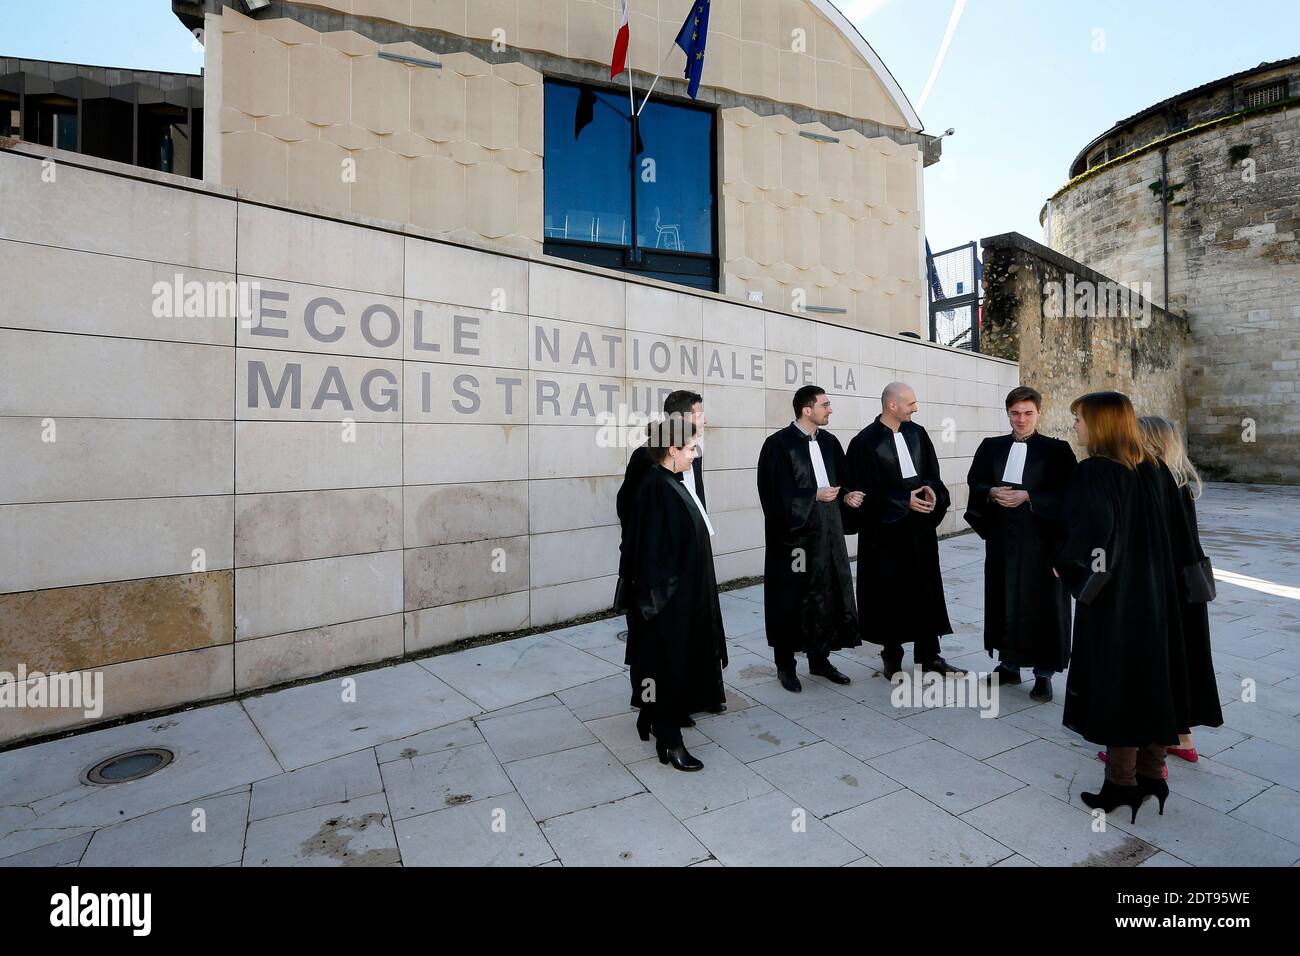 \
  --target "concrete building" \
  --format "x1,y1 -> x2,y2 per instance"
0,56 -> 204,177
1041,56 -> 1300,483
0,1 -> 1019,746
